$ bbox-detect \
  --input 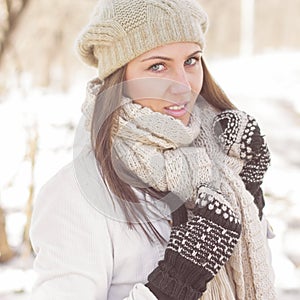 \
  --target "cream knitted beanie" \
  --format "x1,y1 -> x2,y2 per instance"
76,0 -> 209,80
